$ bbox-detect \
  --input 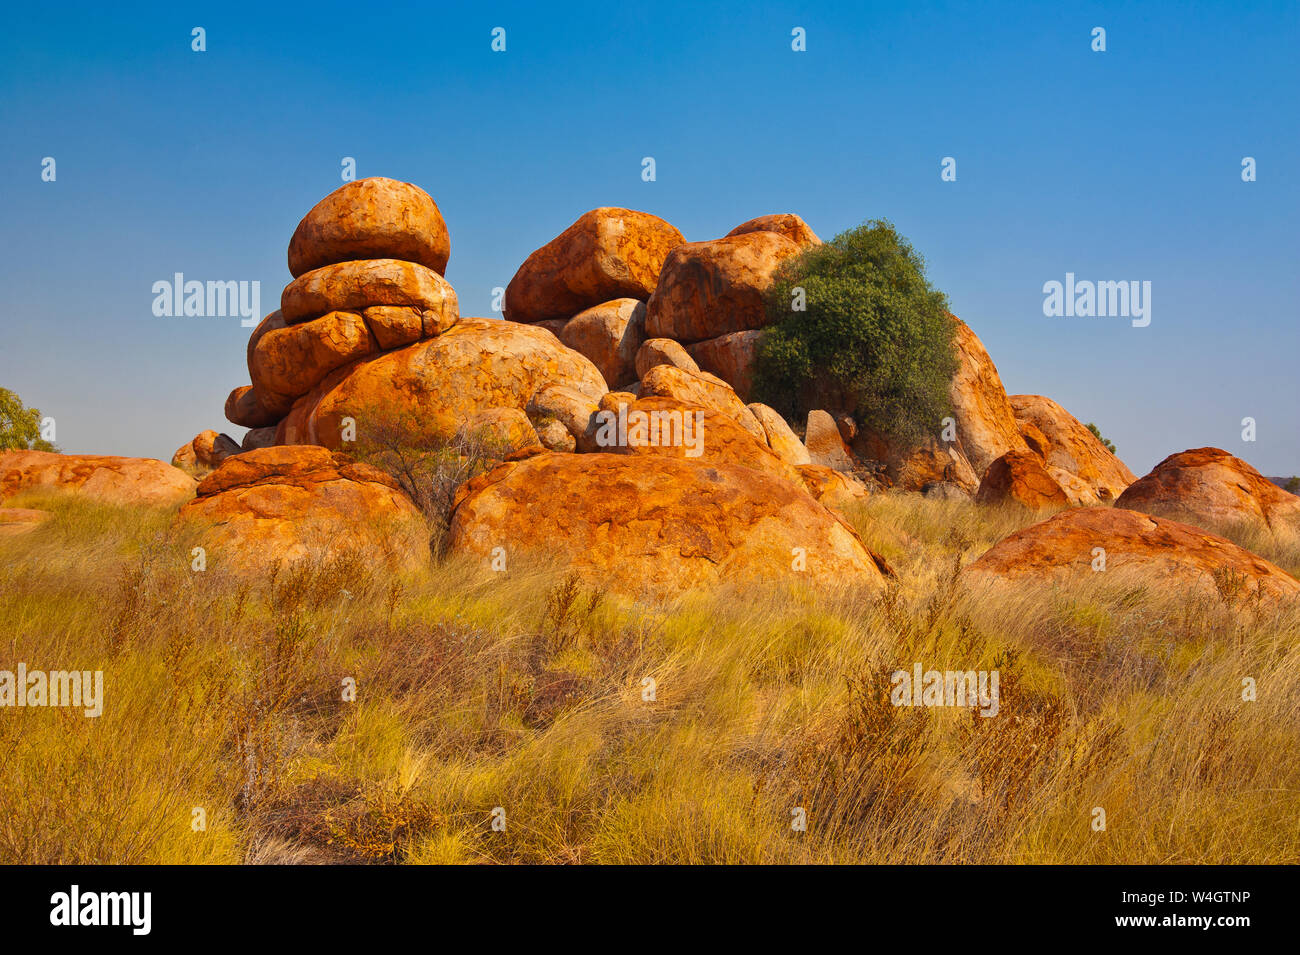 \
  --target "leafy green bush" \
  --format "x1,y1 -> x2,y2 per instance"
1085,423 -> 1117,455
0,386 -> 56,452
752,220 -> 958,443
